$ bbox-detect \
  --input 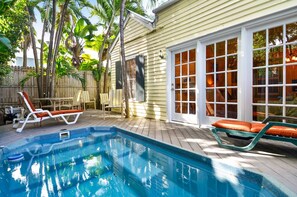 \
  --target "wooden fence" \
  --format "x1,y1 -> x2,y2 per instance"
0,67 -> 109,107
